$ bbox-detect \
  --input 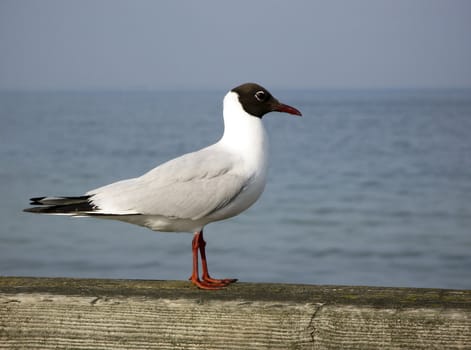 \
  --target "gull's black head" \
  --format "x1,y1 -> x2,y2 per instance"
231,82 -> 302,119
